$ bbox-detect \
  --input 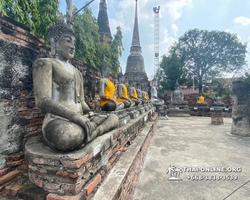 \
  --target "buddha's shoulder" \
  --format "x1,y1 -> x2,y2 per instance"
33,58 -> 55,68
